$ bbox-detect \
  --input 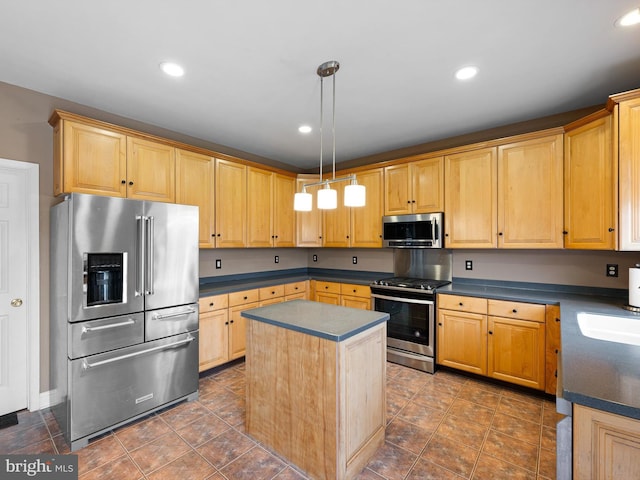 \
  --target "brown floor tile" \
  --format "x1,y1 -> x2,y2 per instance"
498,396 -> 543,424
128,431 -> 191,474
366,441 -> 418,480
79,454 -> 143,480
458,384 -> 501,409
413,384 -> 457,411
538,447 -> 556,479
226,380 -> 246,397
386,418 -> 434,454
146,450 -> 216,480
273,466 -> 310,479
387,378 -> 419,400
197,428 -> 255,468
541,425 -> 556,451
199,389 -> 240,412
176,413 -> 230,447
212,394 -> 245,426
464,377 -> 503,394
472,453 -> 536,480
386,362 -> 407,379
501,387 -> 545,406
159,399 -> 210,429
198,378 -> 230,397
406,457 -> 466,480
41,409 -> 62,437
448,398 -> 495,426
15,409 -> 45,429
386,390 -> 410,423
219,445 -> 287,480
0,422 -> 51,453
393,365 -> 434,386
114,416 -> 172,451
491,412 -> 541,446
542,401 -> 564,428
10,437 -> 57,454
429,376 -> 464,395
437,413 -> 488,450
76,434 -> 127,475
397,401 -> 444,431
53,434 -> 71,454
421,434 -> 479,478
482,429 -> 539,473
211,367 -> 246,387
433,369 -> 468,385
